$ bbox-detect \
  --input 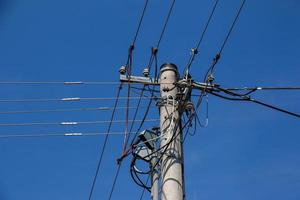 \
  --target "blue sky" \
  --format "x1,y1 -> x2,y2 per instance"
0,0 -> 300,199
